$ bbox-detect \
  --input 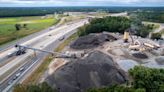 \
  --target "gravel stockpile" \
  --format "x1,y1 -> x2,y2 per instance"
155,56 -> 164,65
46,51 -> 127,92
70,33 -> 117,50
132,53 -> 148,59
